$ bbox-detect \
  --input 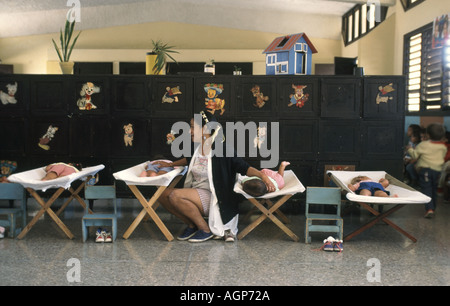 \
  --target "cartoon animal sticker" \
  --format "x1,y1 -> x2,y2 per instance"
38,125 -> 58,150
77,82 -> 100,110
162,86 -> 182,103
0,160 -> 17,183
253,126 -> 267,149
166,130 -> 177,145
376,83 -> 395,104
251,85 -> 269,108
0,82 -> 18,105
288,84 -> 309,108
123,123 -> 134,147
204,83 -> 225,115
